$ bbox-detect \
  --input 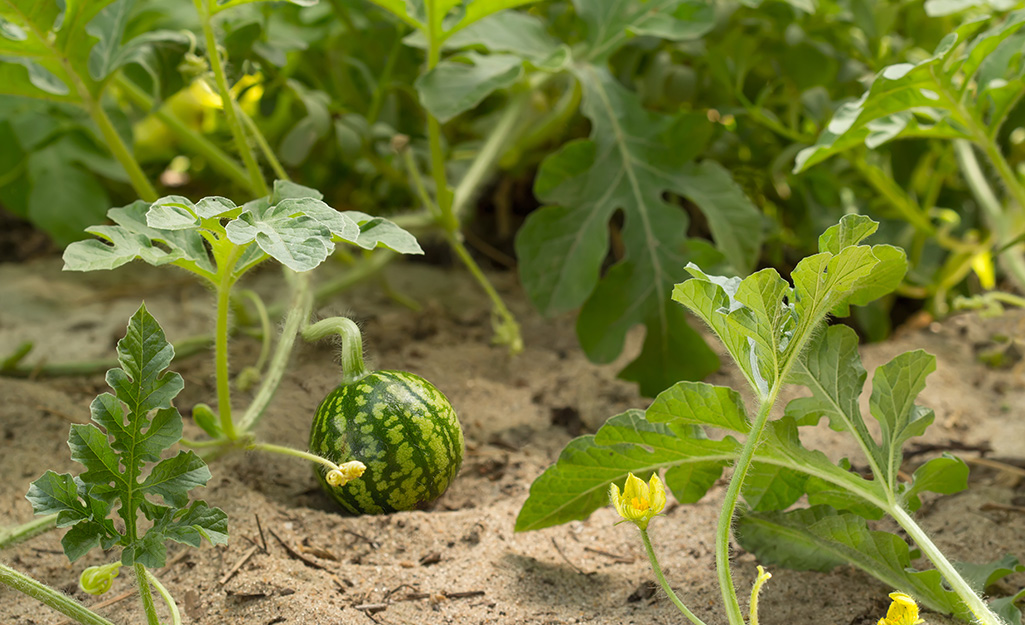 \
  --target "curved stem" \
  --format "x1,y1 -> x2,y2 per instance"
238,290 -> 273,372
955,139 -> 1025,293
0,514 -> 57,549
85,96 -> 158,202
891,507 -> 1006,625
133,564 -> 160,625
144,570 -> 181,625
238,107 -> 289,183
716,397 -> 776,625
115,74 -> 253,193
0,562 -> 116,625
638,529 -> 708,625
301,316 -> 369,384
235,272 -> 314,433
248,441 -> 344,473
193,0 -> 268,197
748,566 -> 772,625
